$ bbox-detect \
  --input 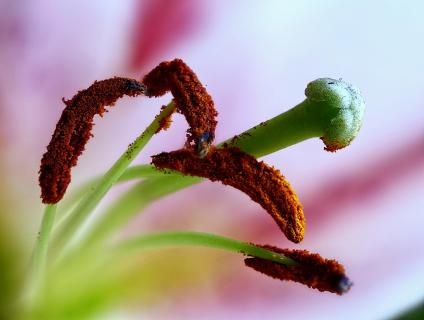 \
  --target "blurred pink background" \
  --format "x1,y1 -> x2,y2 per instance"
1,1 -> 423,319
